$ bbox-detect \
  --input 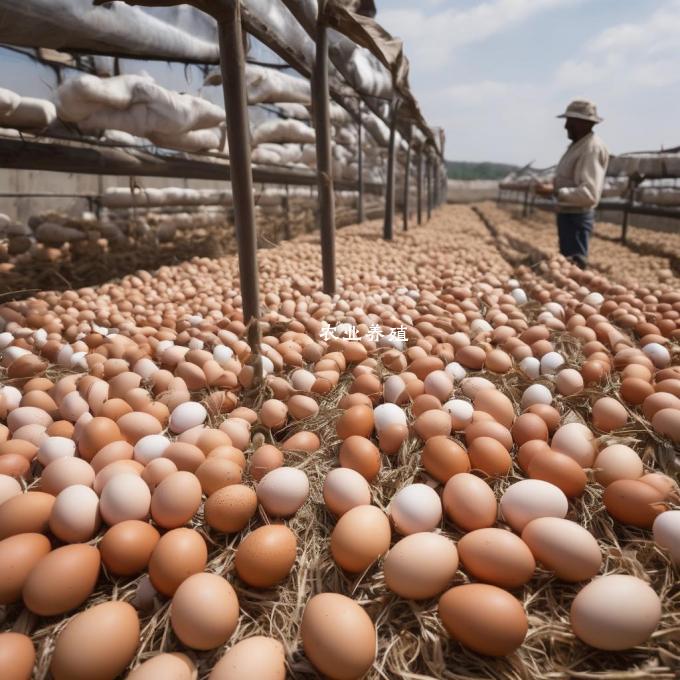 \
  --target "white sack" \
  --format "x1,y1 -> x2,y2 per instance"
0,88 -> 20,116
252,118 -> 316,146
